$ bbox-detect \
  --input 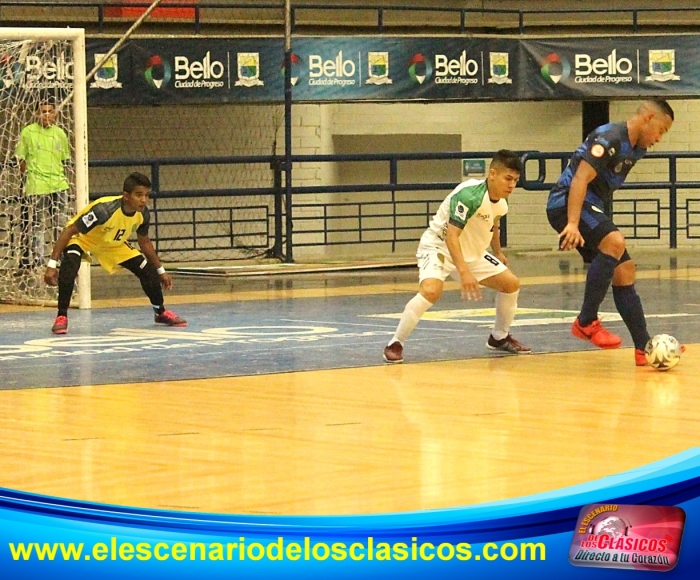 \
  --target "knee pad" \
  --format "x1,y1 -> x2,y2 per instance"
122,255 -> 158,282
59,245 -> 83,278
